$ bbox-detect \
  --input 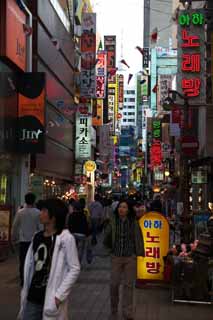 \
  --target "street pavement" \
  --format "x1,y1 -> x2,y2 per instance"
1,238 -> 213,320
